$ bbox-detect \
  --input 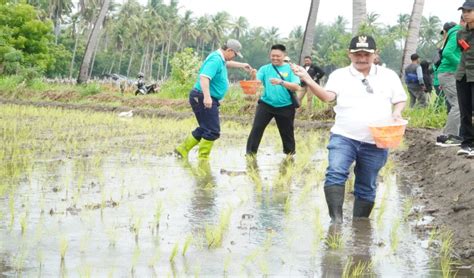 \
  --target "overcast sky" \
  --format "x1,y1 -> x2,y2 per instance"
168,0 -> 461,36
